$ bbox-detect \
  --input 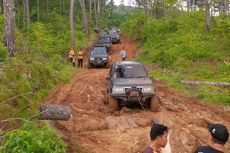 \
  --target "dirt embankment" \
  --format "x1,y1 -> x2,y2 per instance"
46,36 -> 230,153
